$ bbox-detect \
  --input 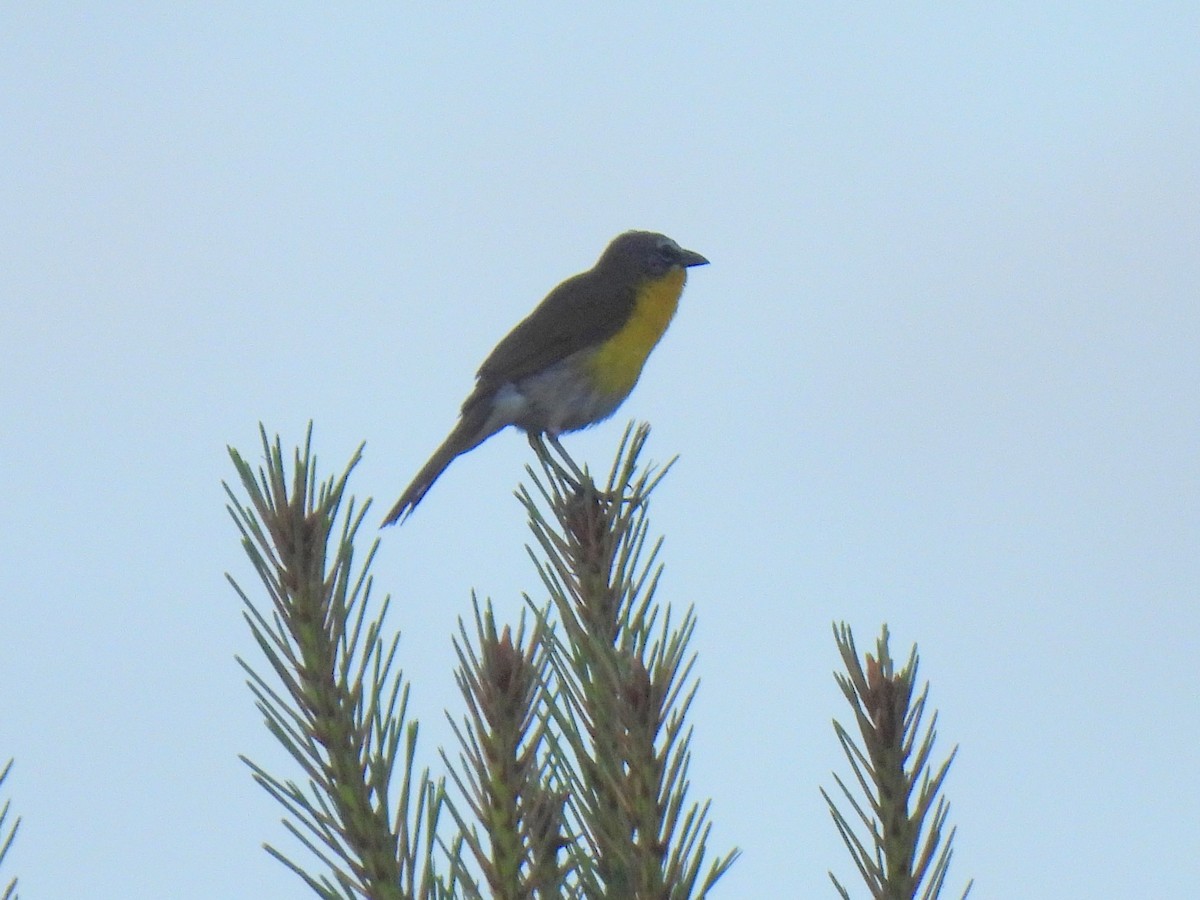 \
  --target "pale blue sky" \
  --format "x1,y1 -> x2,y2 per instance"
3,5 -> 1197,897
